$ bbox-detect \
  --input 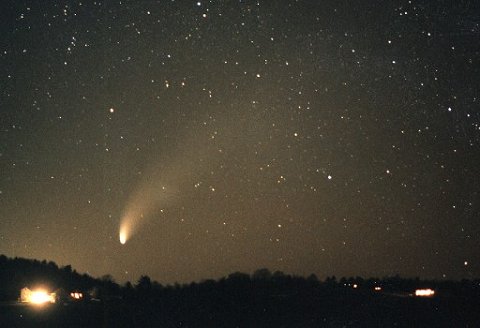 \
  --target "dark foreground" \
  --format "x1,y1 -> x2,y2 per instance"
3,256 -> 479,326
1,290 -> 479,328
